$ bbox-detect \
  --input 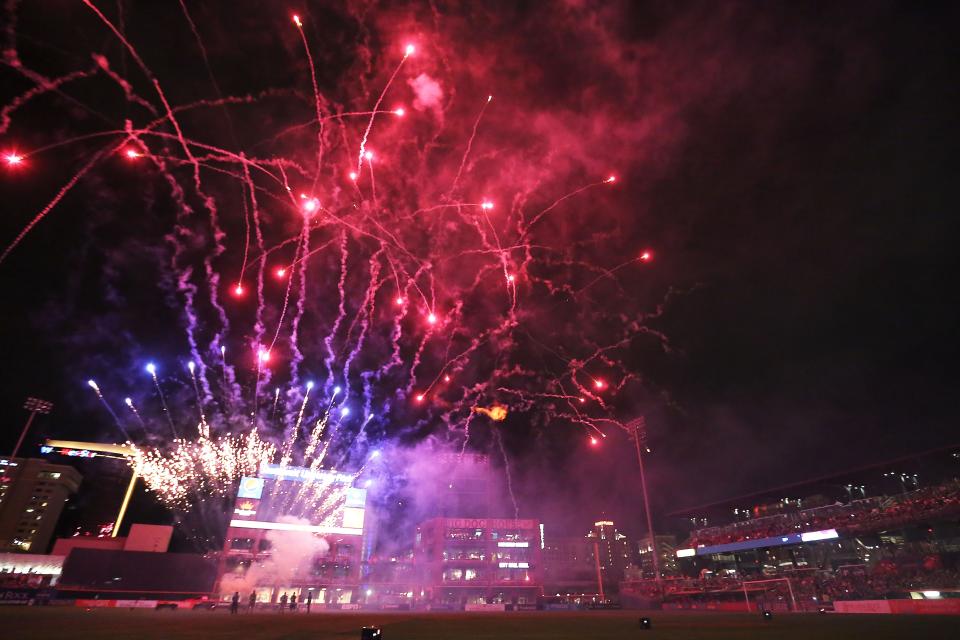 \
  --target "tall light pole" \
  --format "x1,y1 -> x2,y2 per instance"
626,416 -> 661,585
12,397 -> 53,458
